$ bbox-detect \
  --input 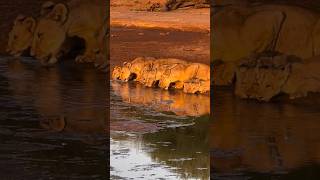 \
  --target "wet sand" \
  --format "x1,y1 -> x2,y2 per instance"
110,27 -> 210,69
